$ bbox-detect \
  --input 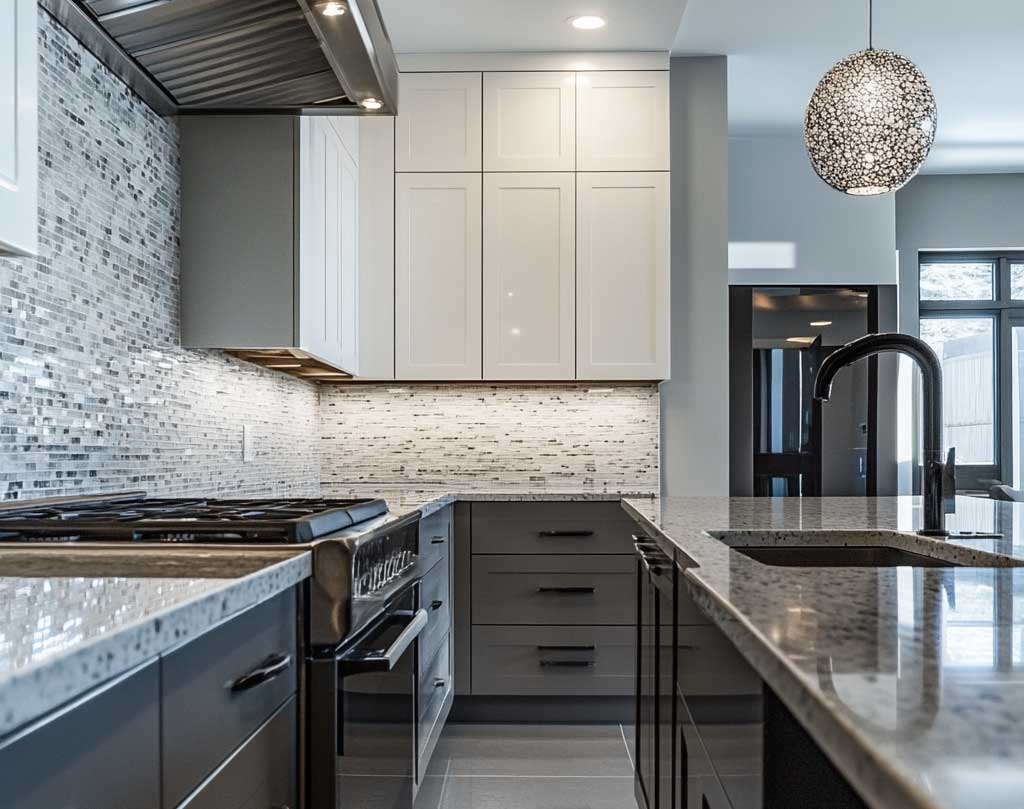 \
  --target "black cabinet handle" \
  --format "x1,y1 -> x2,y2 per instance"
539,530 -> 594,537
433,677 -> 446,688
678,644 -> 699,652
537,644 -> 596,652
536,586 -> 595,594
430,536 -> 446,544
229,653 -> 291,693
540,660 -> 594,668
431,599 -> 444,610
